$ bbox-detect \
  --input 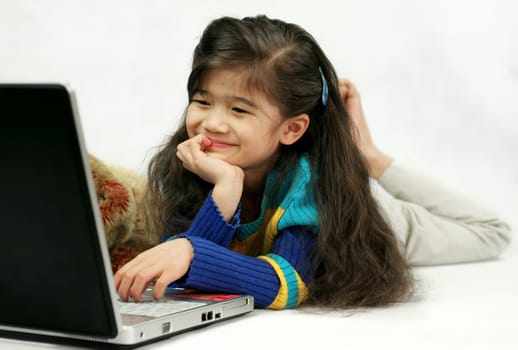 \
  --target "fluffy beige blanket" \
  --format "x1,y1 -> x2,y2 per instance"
89,155 -> 159,273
